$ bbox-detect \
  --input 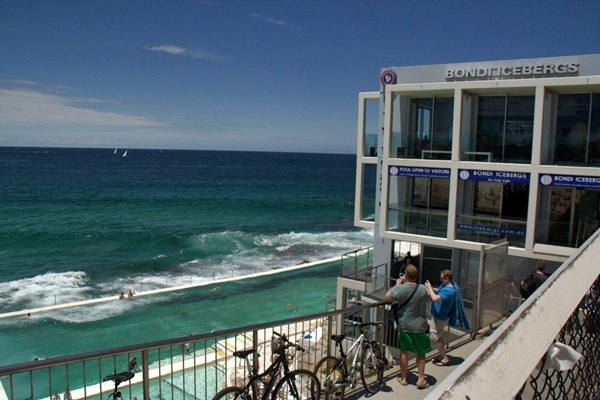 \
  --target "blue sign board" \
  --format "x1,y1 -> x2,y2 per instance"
458,169 -> 530,184
539,174 -> 600,189
389,166 -> 450,179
